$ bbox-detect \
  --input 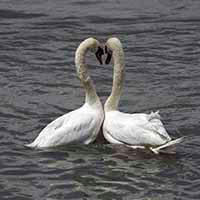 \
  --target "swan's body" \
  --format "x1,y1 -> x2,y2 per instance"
103,37 -> 183,154
26,38 -> 104,148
